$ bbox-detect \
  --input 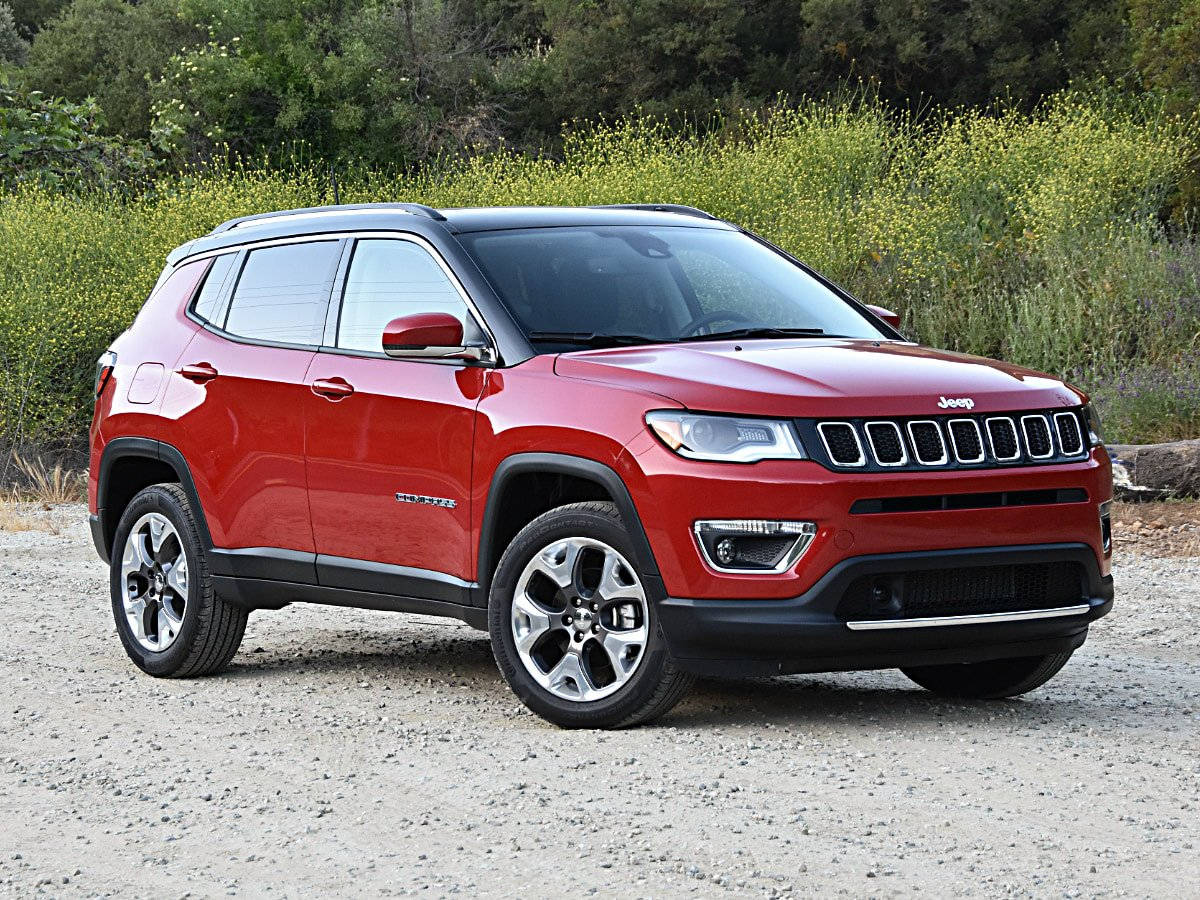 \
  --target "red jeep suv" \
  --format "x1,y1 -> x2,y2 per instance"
89,203 -> 1114,728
